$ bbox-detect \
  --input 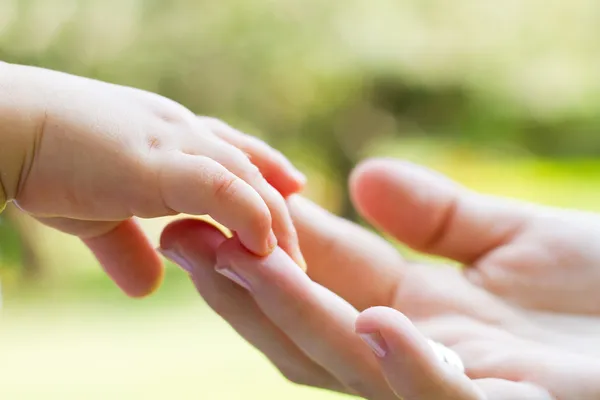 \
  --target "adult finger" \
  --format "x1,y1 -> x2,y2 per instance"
287,195 -> 405,311
356,306 -> 482,400
456,336 -> 600,400
356,309 -> 553,399
288,196 -> 523,326
199,116 -> 306,197
215,238 -> 397,400
158,219 -> 341,392
350,159 -> 533,265
37,217 -> 163,297
182,132 -> 306,270
474,379 -> 553,400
